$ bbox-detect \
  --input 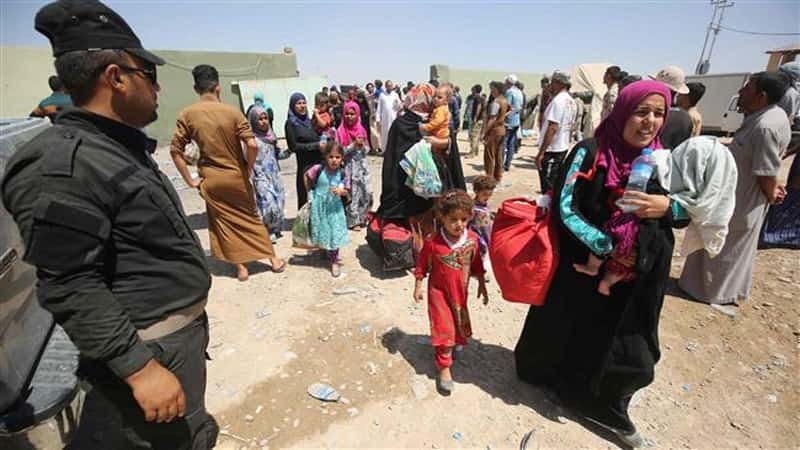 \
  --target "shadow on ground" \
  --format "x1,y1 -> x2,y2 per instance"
381,328 -> 638,449
286,250 -> 329,270
355,244 -> 410,280
666,277 -> 700,303
206,257 -> 276,279
466,162 -> 486,173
